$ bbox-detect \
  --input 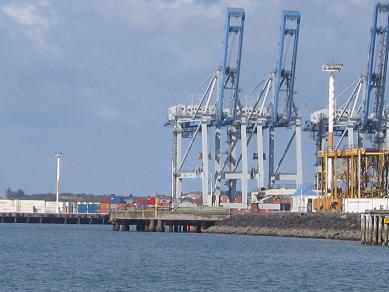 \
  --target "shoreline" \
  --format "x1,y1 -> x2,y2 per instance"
204,213 -> 361,241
